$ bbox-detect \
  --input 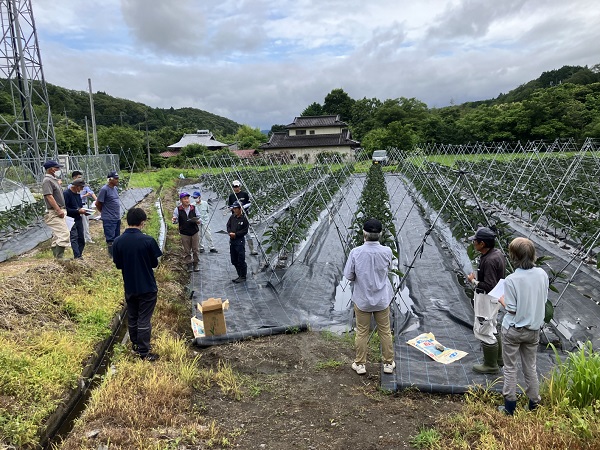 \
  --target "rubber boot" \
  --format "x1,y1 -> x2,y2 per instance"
498,399 -> 517,416
51,246 -> 59,258
472,342 -> 500,374
496,334 -> 504,367
193,263 -> 199,272
55,246 -> 65,259
107,243 -> 113,257
528,399 -> 539,411
248,238 -> 258,256
186,263 -> 193,273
